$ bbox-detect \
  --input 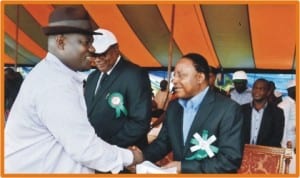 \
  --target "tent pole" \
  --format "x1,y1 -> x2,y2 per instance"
14,5 -> 20,70
166,4 -> 175,87
162,4 -> 175,110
